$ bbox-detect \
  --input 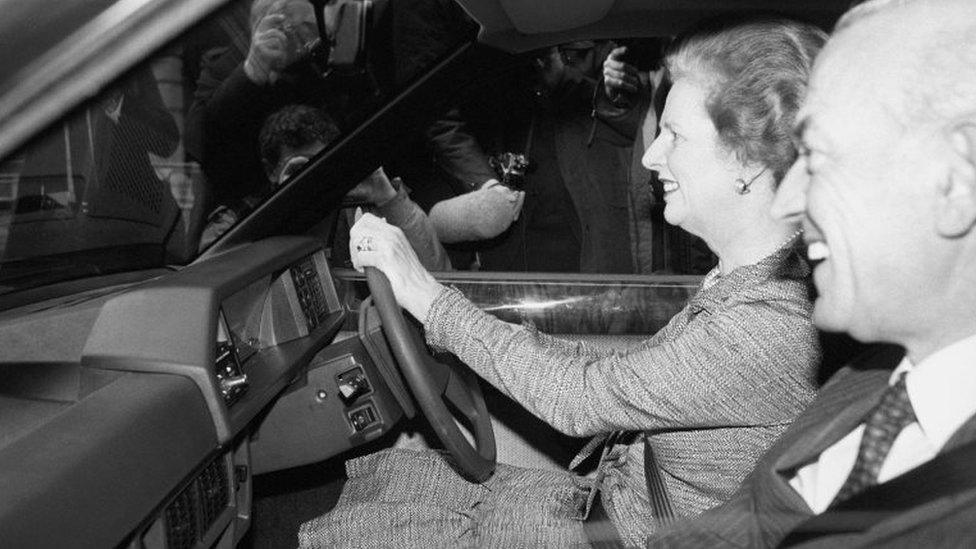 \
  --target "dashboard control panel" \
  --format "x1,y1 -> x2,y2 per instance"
336,366 -> 371,405
291,258 -> 330,332
215,312 -> 248,405
282,252 -> 341,337
347,402 -> 380,432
